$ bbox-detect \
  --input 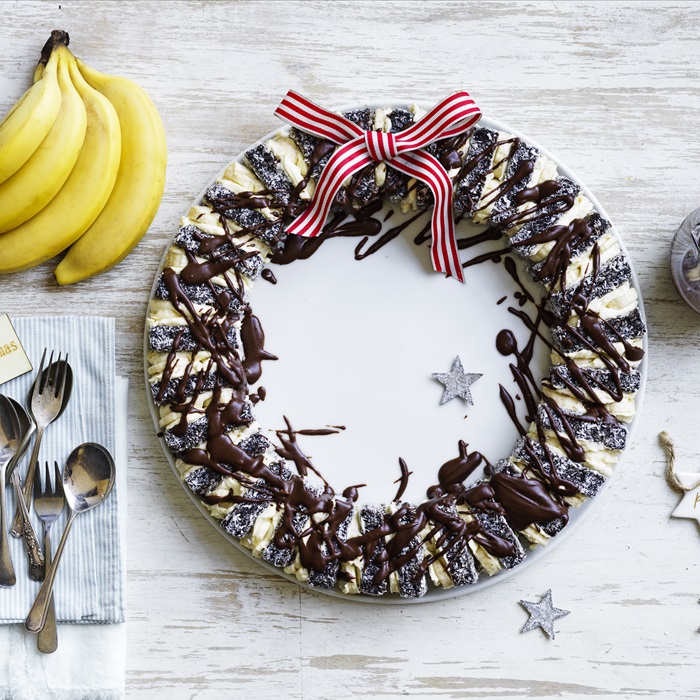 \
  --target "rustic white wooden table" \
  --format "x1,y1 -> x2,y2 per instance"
2,1 -> 699,698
